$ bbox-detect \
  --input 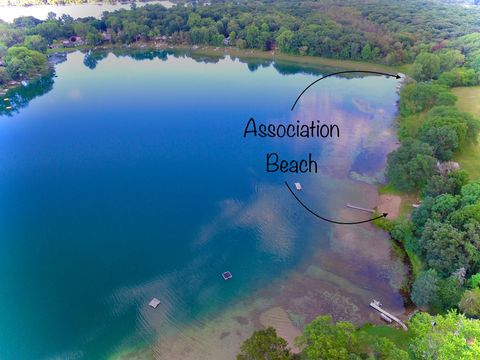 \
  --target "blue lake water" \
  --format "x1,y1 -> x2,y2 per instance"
0,51 -> 406,359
